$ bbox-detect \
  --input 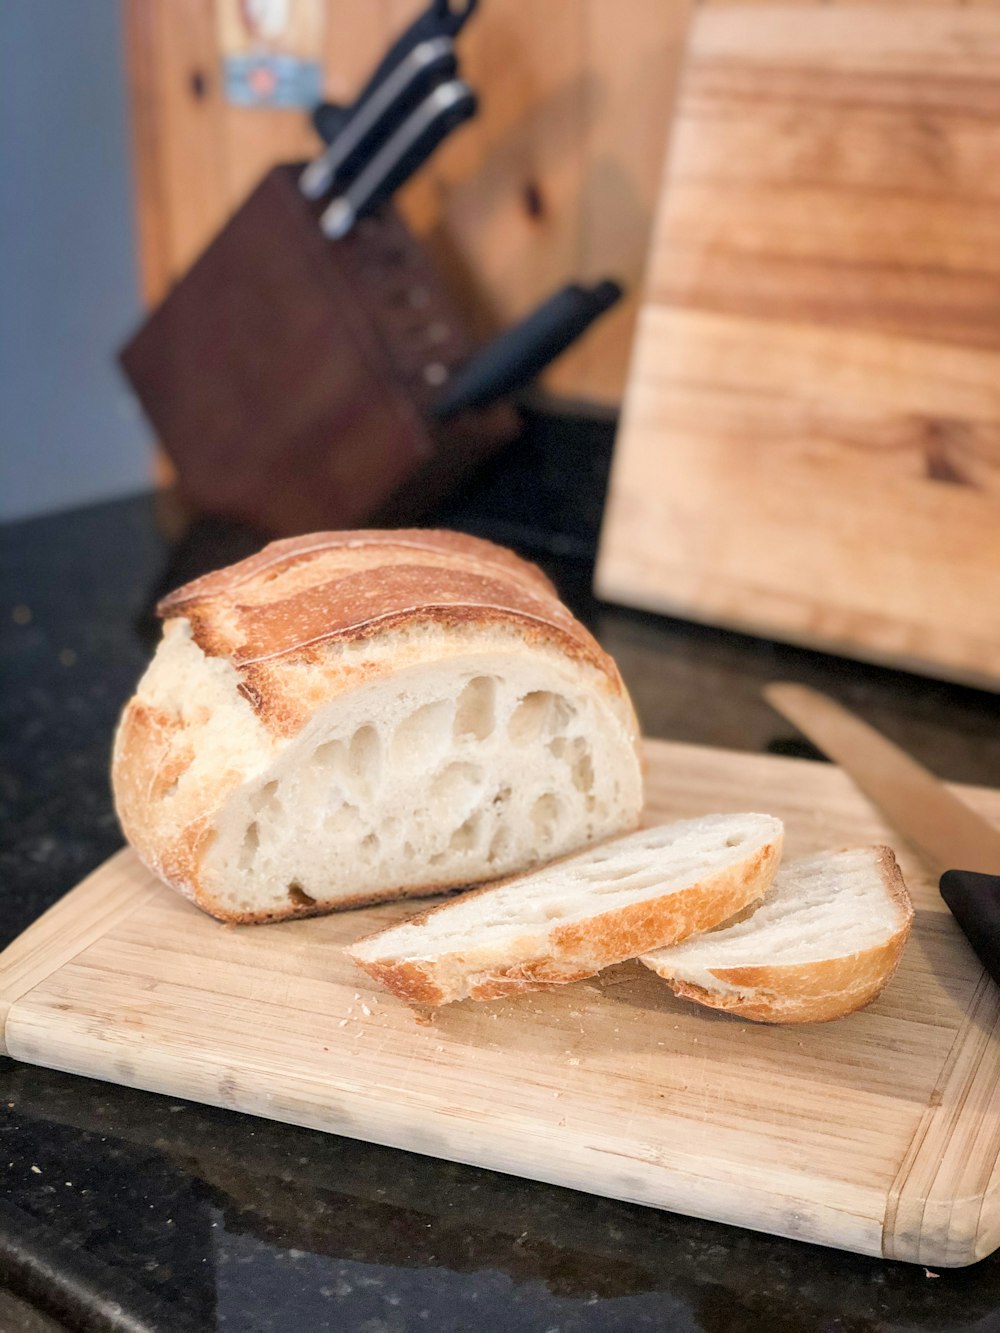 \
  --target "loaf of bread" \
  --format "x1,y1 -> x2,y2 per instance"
112,530 -> 643,923
348,813 -> 784,1004
641,846 -> 913,1023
